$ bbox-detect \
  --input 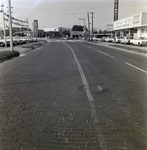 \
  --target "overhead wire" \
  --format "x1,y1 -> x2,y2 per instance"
12,1 -> 147,11
8,1 -> 146,17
